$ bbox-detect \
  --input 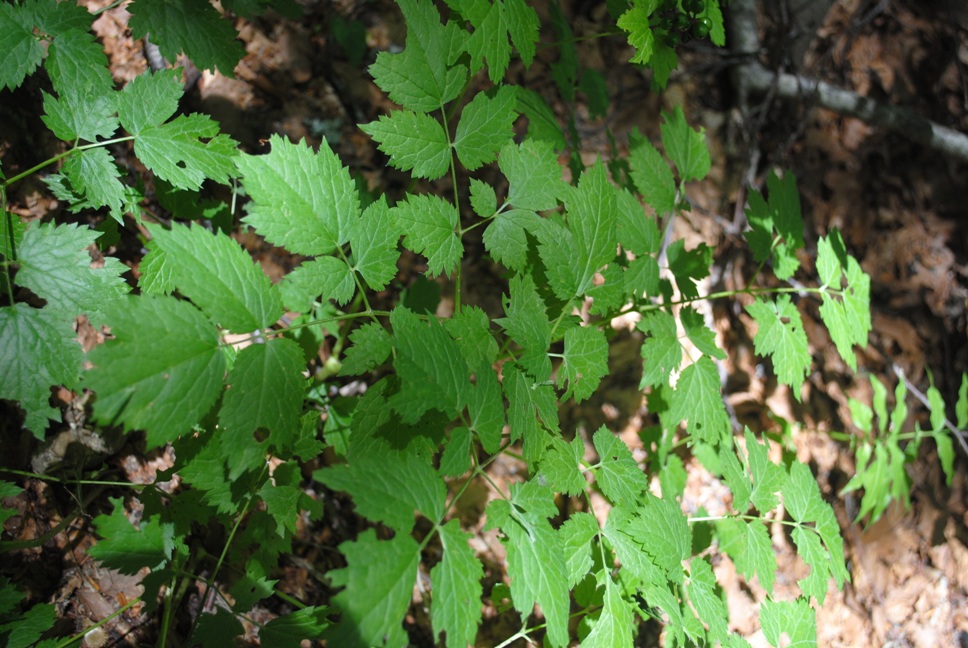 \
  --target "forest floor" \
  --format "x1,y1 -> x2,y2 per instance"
2,0 -> 968,646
